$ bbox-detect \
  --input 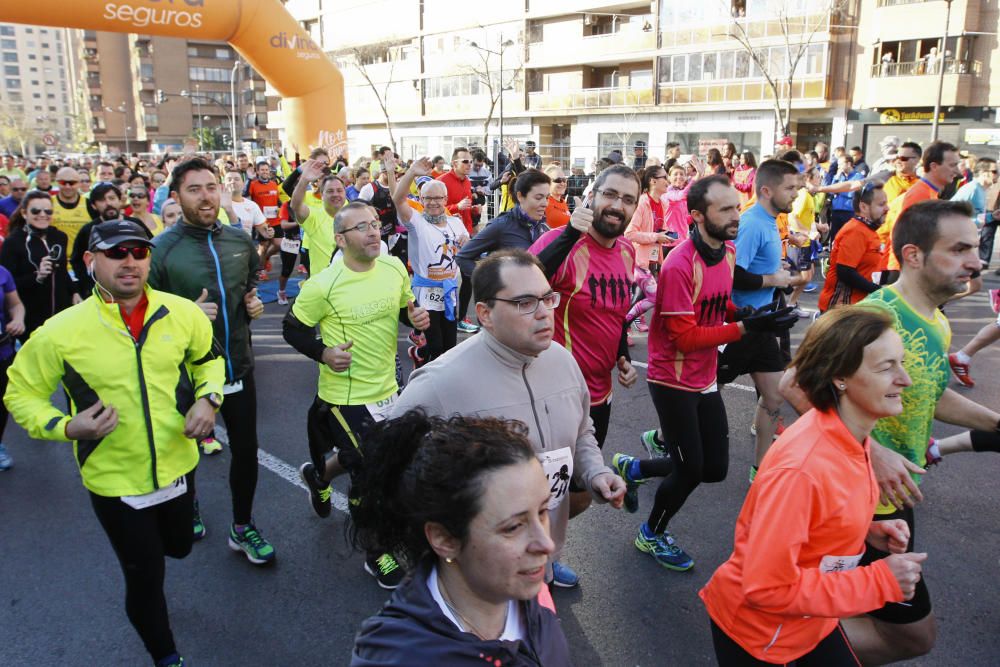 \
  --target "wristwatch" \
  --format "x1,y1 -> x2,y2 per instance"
205,393 -> 223,410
